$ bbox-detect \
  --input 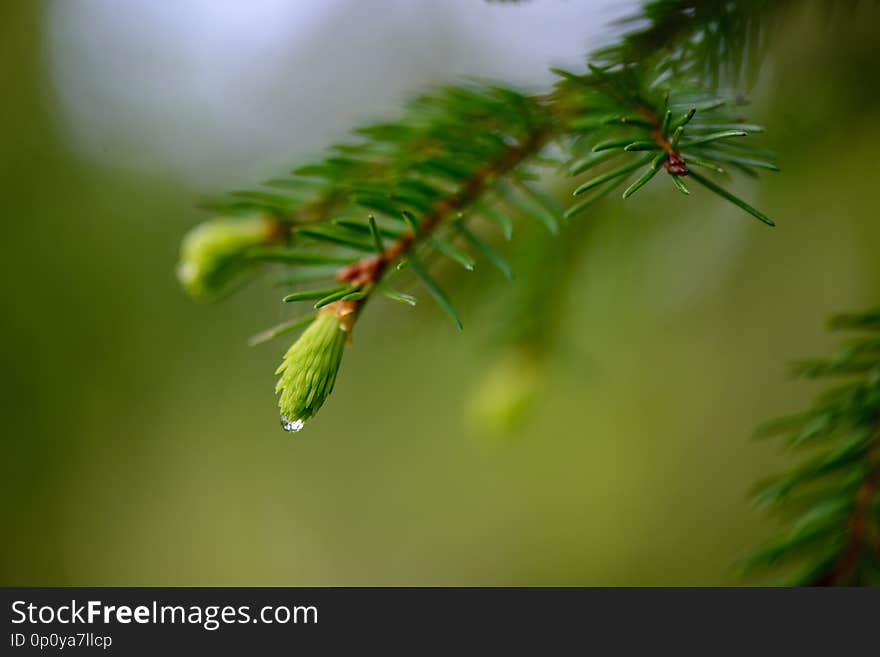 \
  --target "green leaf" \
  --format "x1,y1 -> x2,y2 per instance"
397,178 -> 442,200
297,227 -> 376,252
290,163 -> 329,177
671,99 -> 724,112
671,107 -> 696,131
568,149 -> 621,176
401,210 -> 420,235
506,180 -> 560,234
790,357 -> 880,379
679,130 -> 748,148
248,314 -> 317,346
353,195 -> 401,218
741,522 -> 844,571
624,141 -> 660,152
688,170 -> 776,226
415,158 -> 472,181
786,551 -> 847,587
429,236 -> 475,271
229,190 -> 298,208
754,434 -> 870,507
572,154 -> 653,196
473,202 -> 513,240
389,192 -> 433,212
550,67 -> 582,83
568,115 -> 605,131
660,109 -> 672,136
670,125 -> 684,148
671,175 -> 690,195
691,98 -> 726,111
564,176 -> 628,219
601,115 -> 654,127
687,150 -> 780,171
688,123 -> 765,133
246,249 -> 354,266
368,215 -> 385,254
340,289 -> 369,302
622,155 -> 663,199
334,218 -> 403,239
408,257 -> 462,330
592,138 -> 635,152
458,224 -> 513,281
829,309 -> 880,331
261,177 -> 311,191
284,286 -> 346,303
682,157 -> 725,174
379,284 -> 417,306
314,285 -> 360,309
